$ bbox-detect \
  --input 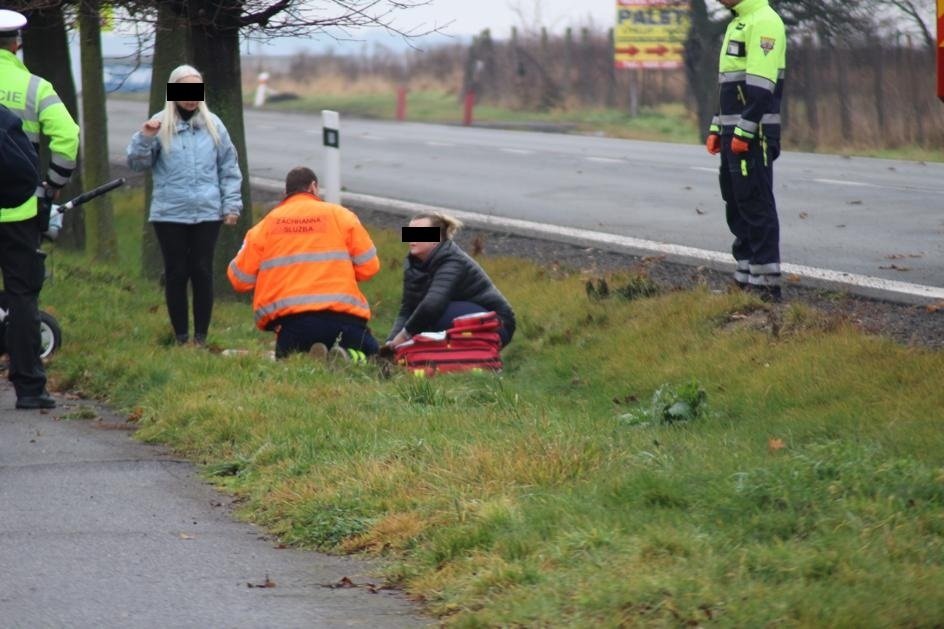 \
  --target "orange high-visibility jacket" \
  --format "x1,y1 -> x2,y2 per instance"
227,192 -> 380,330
